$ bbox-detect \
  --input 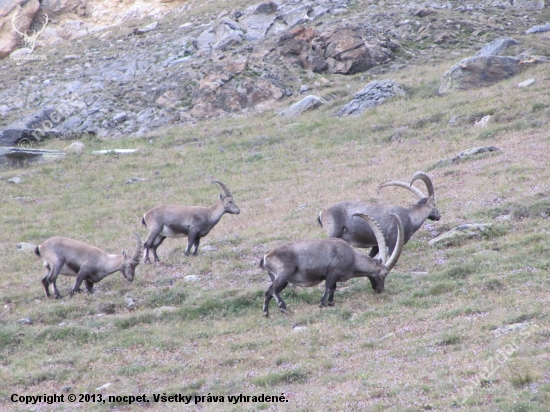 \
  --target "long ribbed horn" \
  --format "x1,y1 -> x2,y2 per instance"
132,231 -> 143,262
384,213 -> 404,271
410,171 -> 434,201
378,179 -> 425,200
212,180 -> 232,197
353,213 -> 387,263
